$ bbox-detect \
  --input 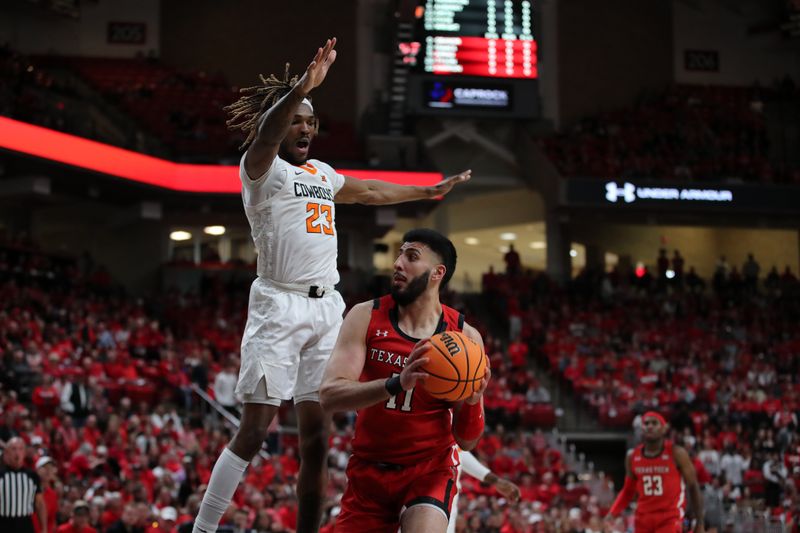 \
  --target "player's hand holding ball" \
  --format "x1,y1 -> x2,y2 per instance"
399,339 -> 432,391
399,332 -> 490,402
464,359 -> 490,405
